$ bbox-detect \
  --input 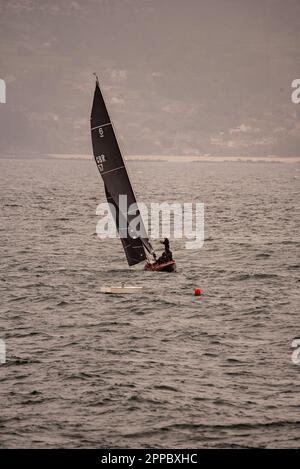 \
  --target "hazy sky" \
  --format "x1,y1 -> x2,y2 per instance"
0,0 -> 299,156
